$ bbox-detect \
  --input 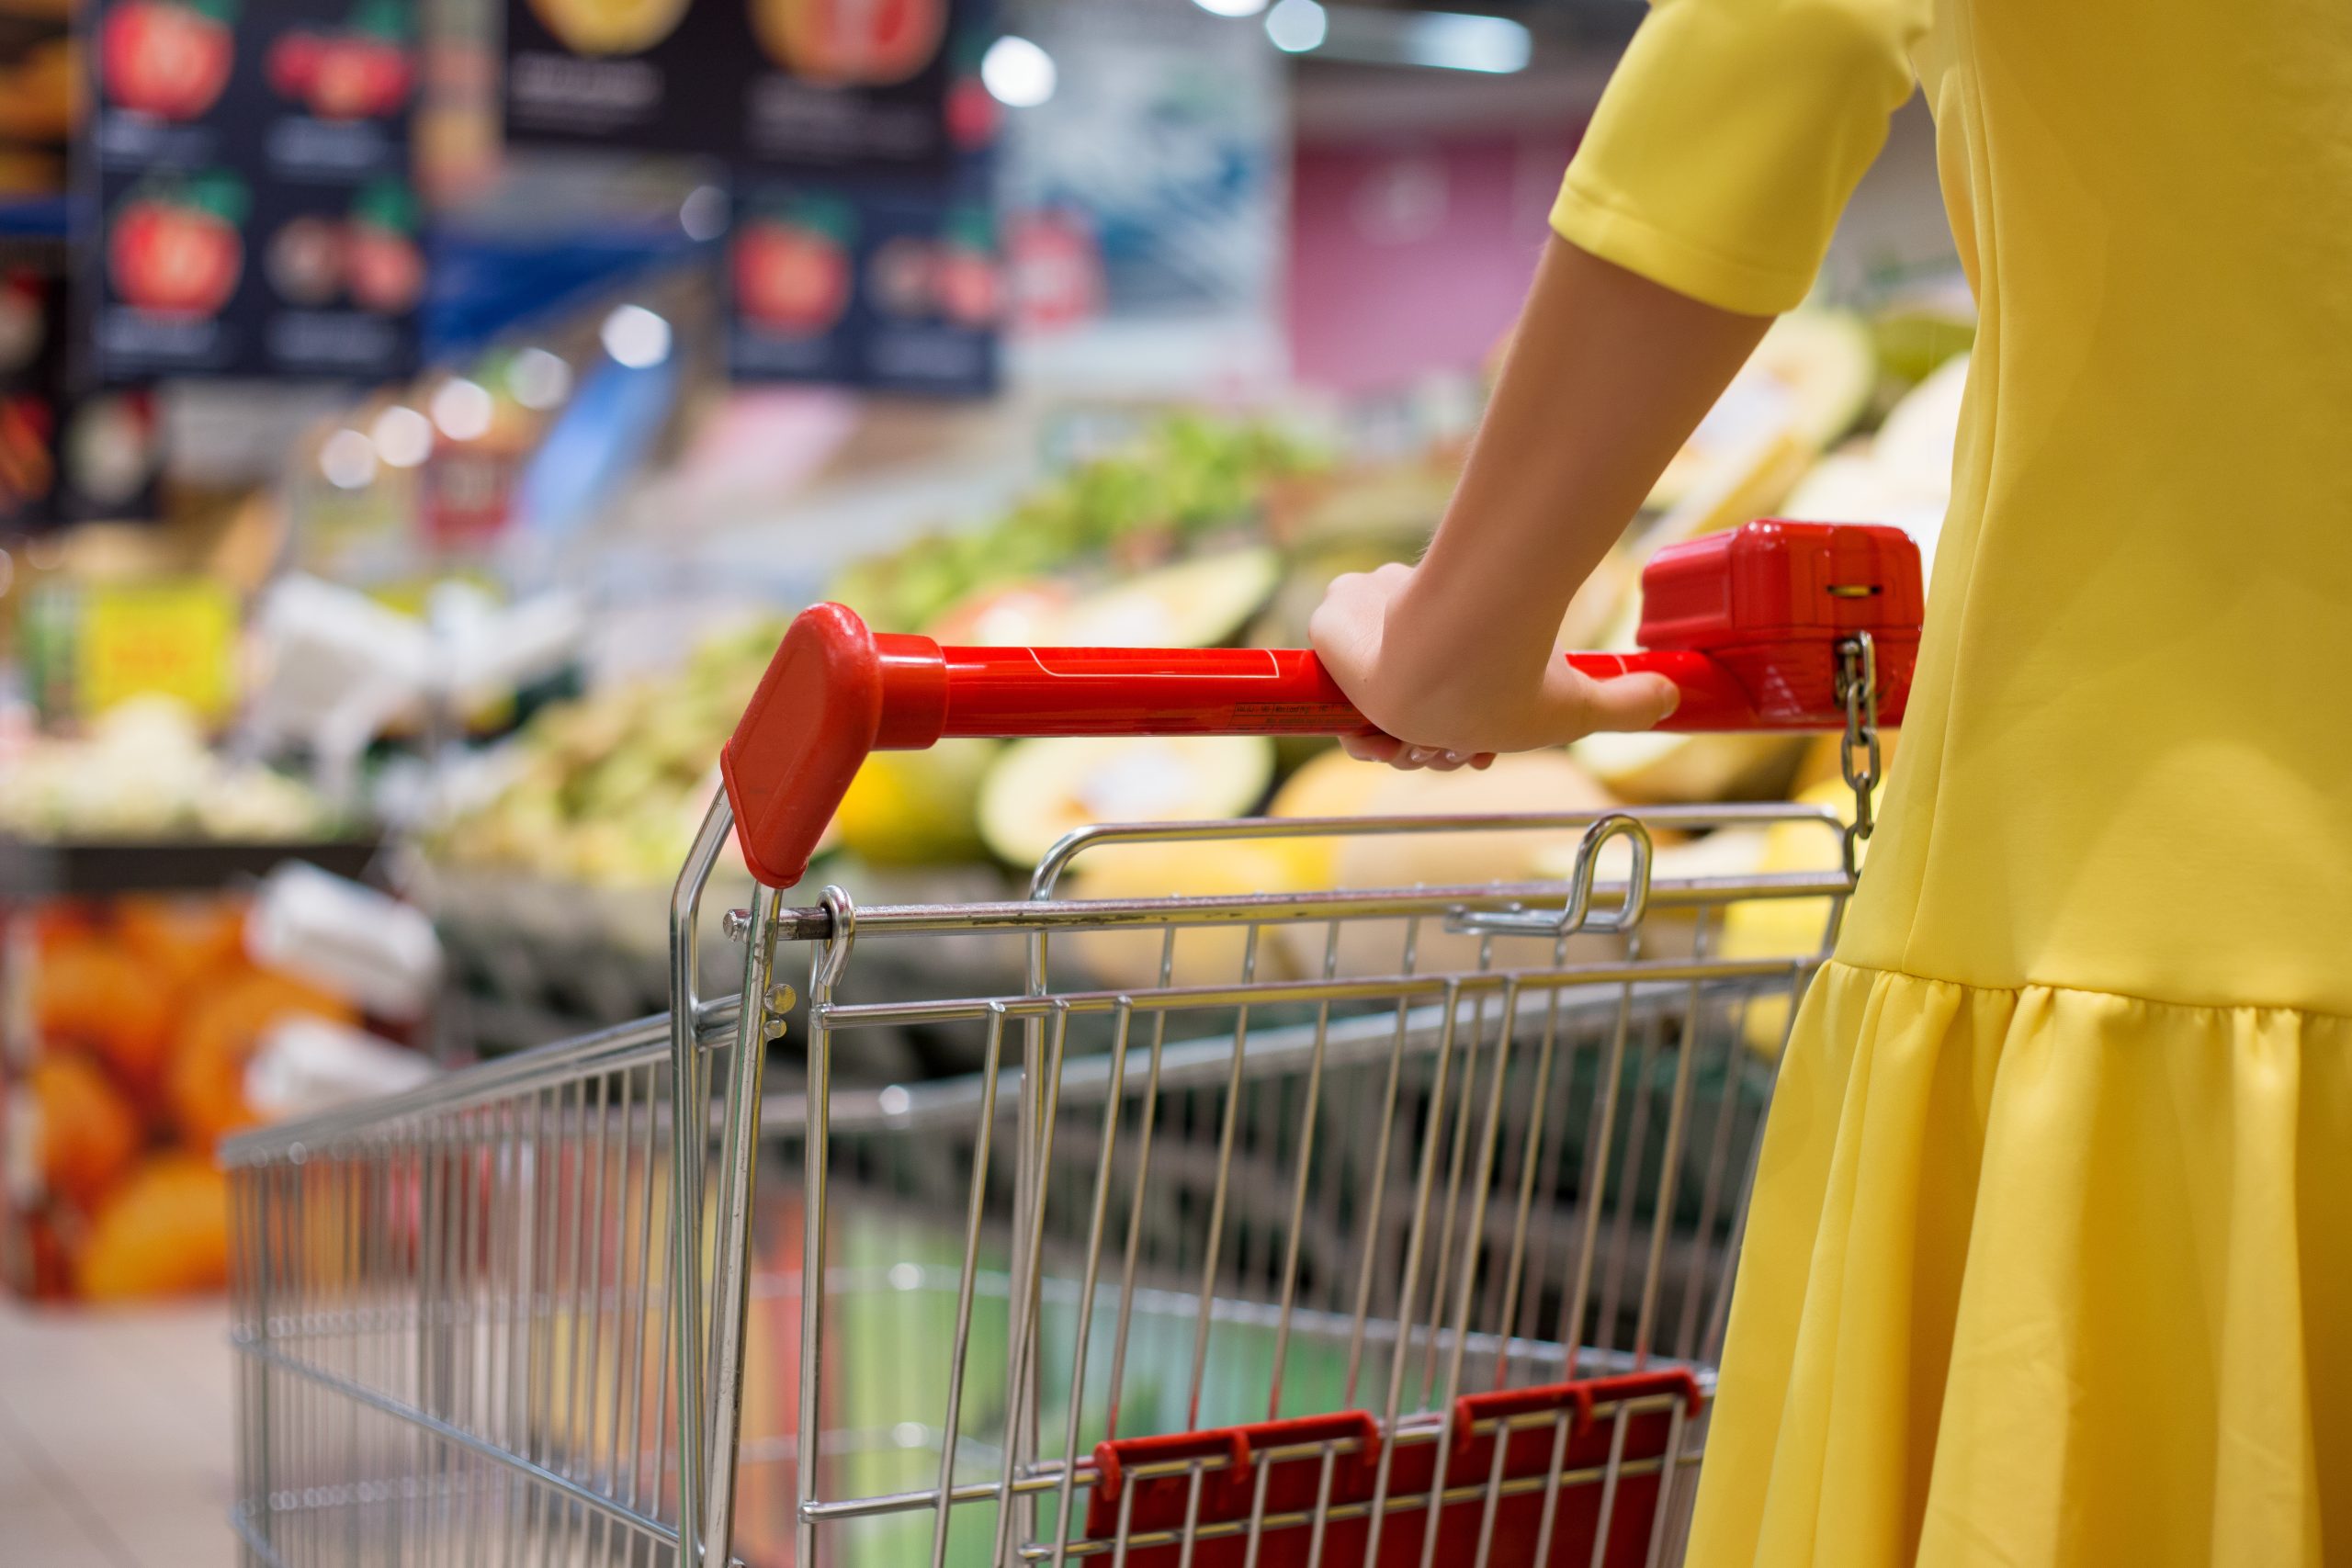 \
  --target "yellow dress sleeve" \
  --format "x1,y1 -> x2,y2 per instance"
1552,0 -> 1929,315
